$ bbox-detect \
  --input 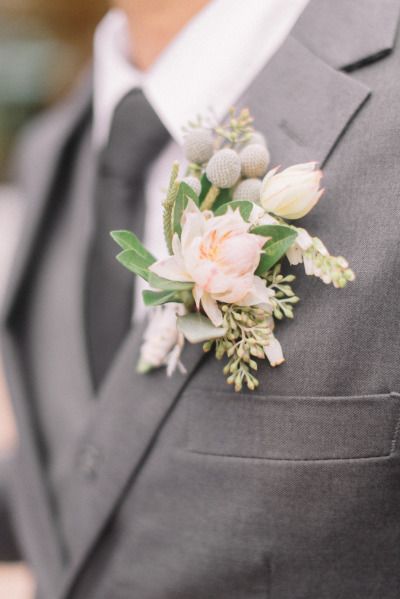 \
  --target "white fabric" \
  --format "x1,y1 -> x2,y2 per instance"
93,0 -> 309,320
